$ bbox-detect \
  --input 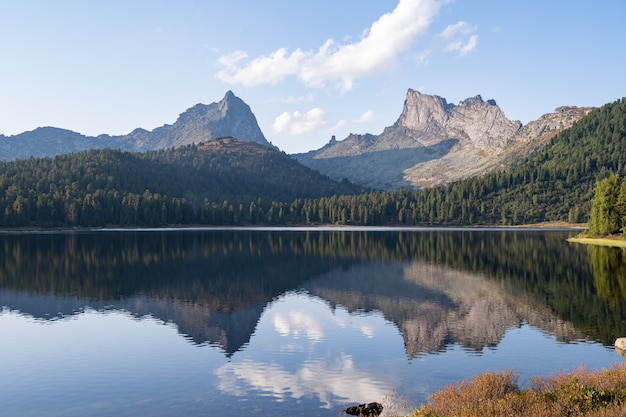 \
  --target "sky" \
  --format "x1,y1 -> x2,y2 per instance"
1,0 -> 625,154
